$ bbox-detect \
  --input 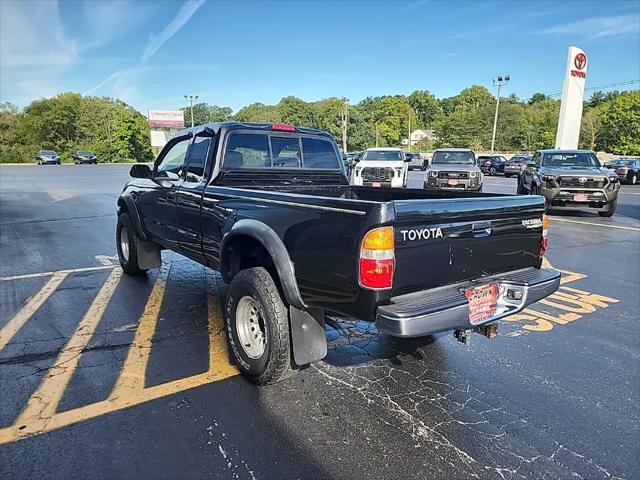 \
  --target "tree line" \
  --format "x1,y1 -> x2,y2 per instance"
1,88 -> 638,163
